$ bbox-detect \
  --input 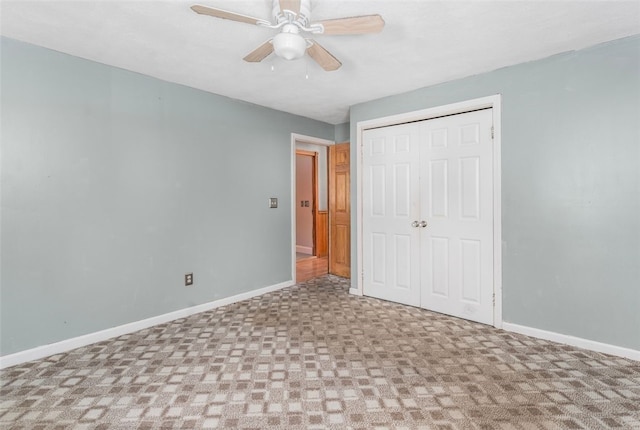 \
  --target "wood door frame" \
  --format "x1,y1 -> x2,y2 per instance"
291,133 -> 334,283
355,95 -> 503,328
296,150 -> 318,256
